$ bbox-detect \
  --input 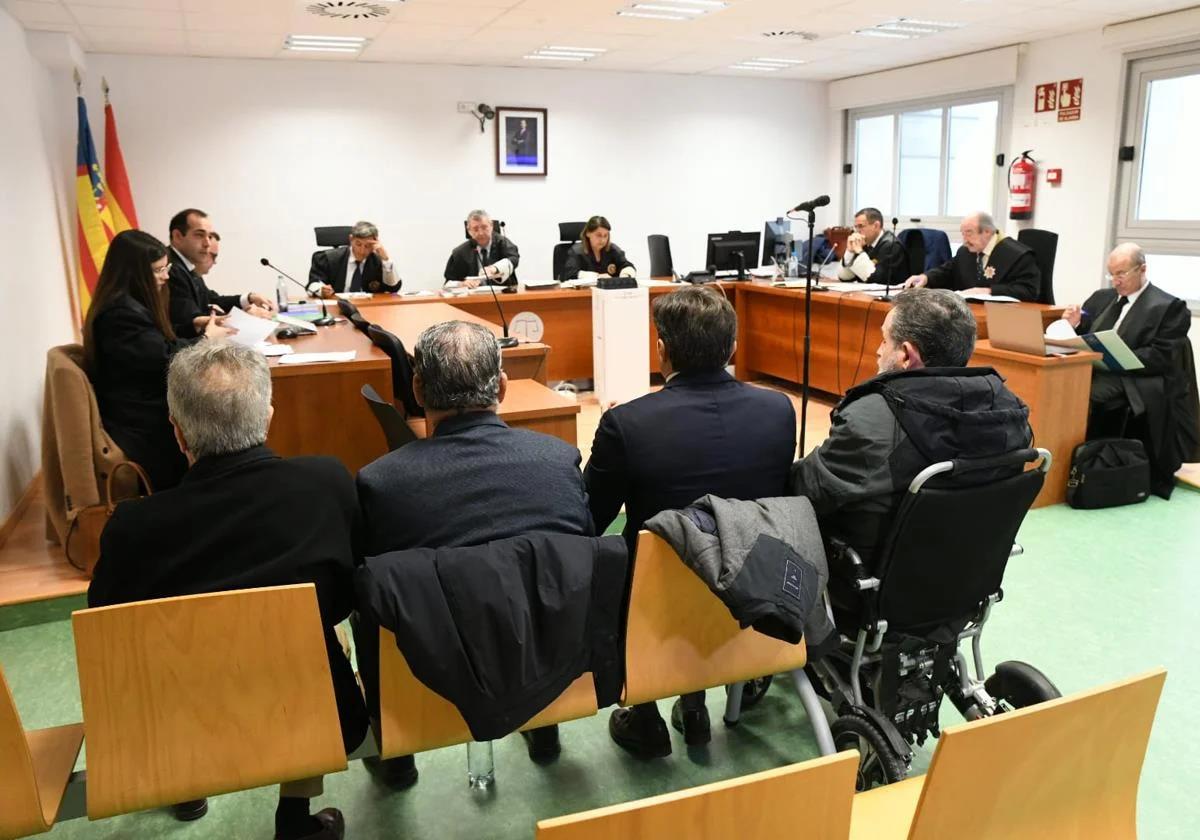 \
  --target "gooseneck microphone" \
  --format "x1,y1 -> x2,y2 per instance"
477,246 -> 518,348
791,195 -> 831,213
260,257 -> 334,326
